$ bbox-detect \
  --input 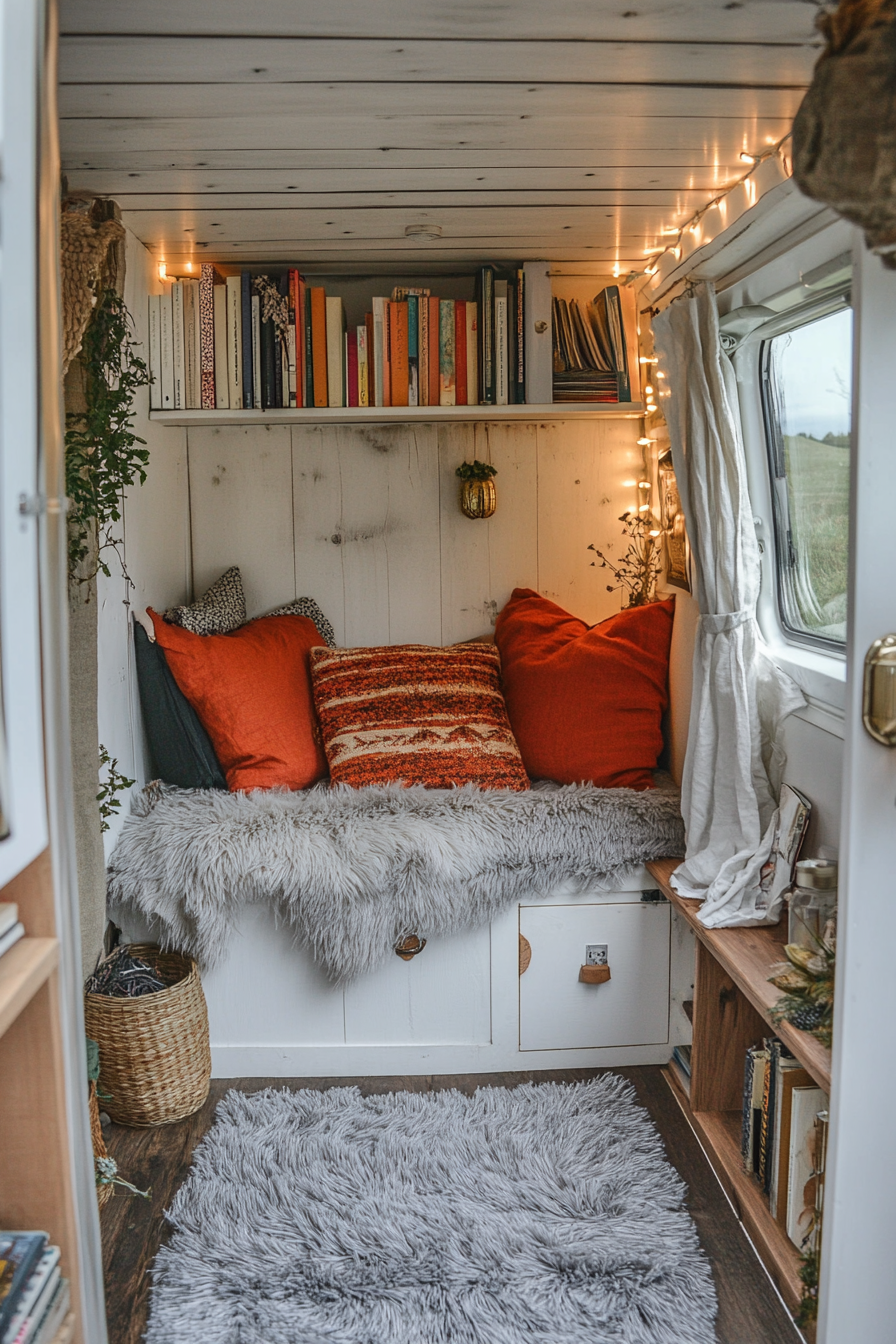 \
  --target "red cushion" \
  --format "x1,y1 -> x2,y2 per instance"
149,610 -> 328,792
494,590 -> 675,790
309,644 -> 529,791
